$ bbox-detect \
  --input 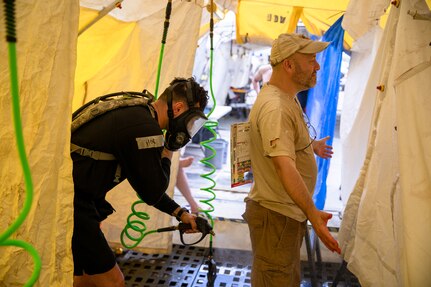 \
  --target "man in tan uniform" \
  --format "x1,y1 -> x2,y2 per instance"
243,33 -> 341,287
